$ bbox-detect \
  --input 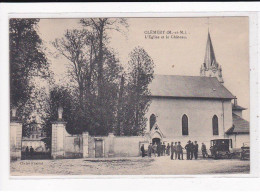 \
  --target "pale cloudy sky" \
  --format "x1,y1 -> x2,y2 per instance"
38,17 -> 249,120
